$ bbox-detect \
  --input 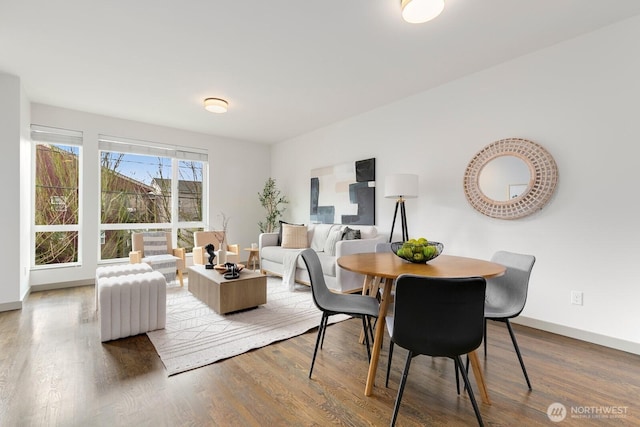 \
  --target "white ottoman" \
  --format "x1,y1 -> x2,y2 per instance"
98,271 -> 167,342
95,263 -> 153,310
